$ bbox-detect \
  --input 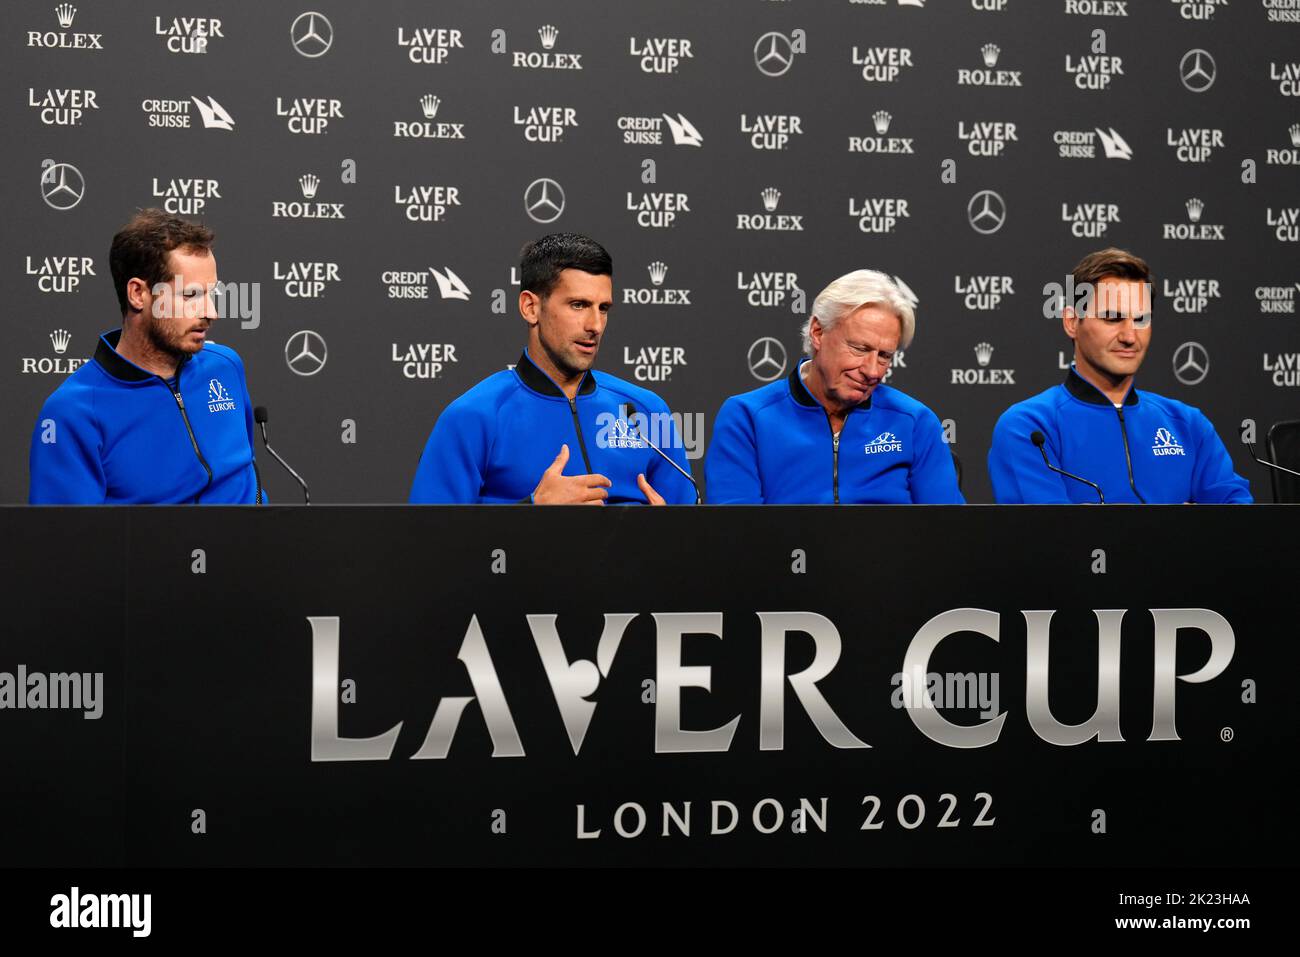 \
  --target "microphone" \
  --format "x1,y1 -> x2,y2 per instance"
254,406 -> 311,504
1031,430 -> 1104,504
617,402 -> 701,504
1246,441 -> 1300,480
